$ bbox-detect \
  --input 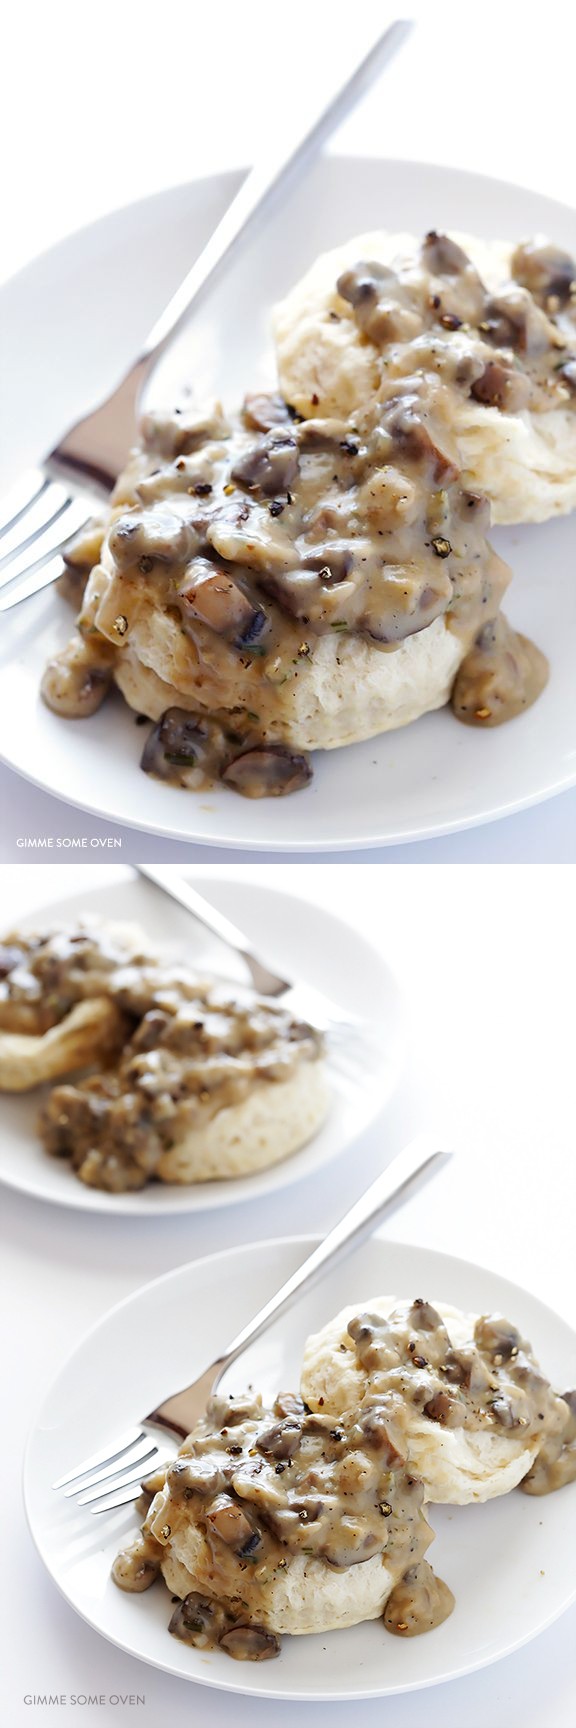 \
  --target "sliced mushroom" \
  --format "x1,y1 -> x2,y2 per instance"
480,287 -> 557,357
408,1299 -> 443,1332
274,1392 -> 306,1420
470,360 -> 531,412
140,709 -> 226,787
337,261 -> 422,344
242,392 -> 292,432
140,402 -> 229,459
218,1624 -> 280,1662
422,231 -> 473,275
361,565 -> 452,644
256,1418 -> 303,1460
382,400 -> 459,483
511,240 -> 576,307
165,1456 -> 224,1500
205,1493 -> 256,1550
423,1390 -> 465,1427
169,1592 -> 231,1649
231,429 -> 300,496
179,561 -> 267,646
109,506 -> 197,570
222,747 -> 312,799
41,637 -> 114,718
474,1314 -> 523,1360
111,1534 -> 162,1592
